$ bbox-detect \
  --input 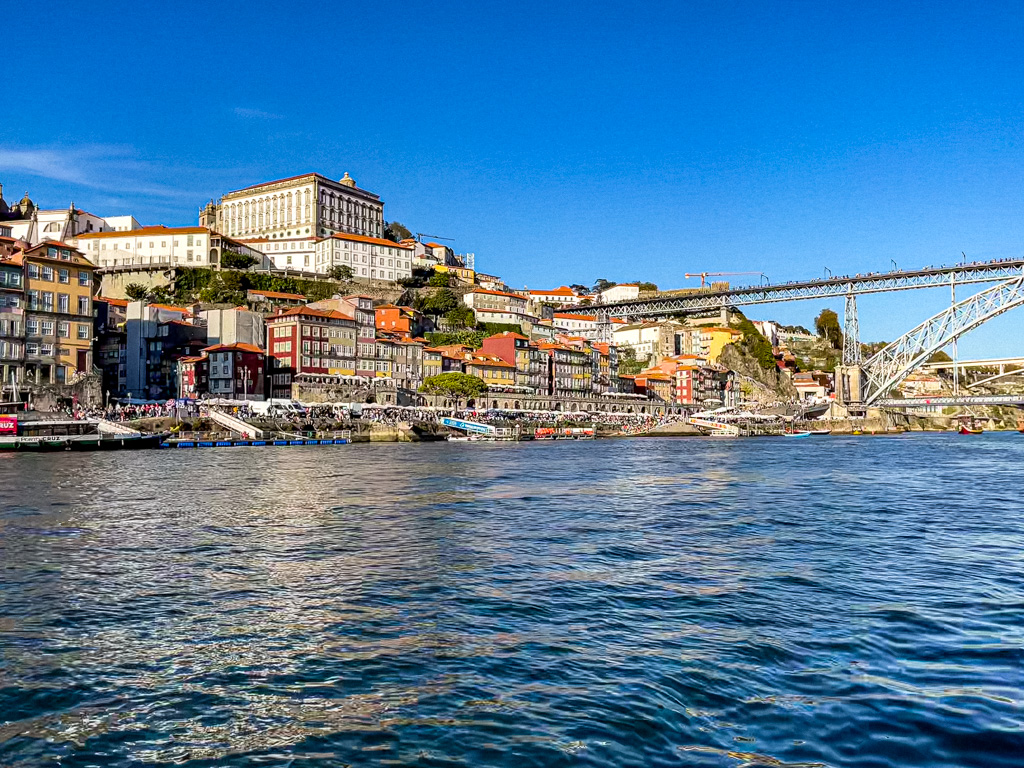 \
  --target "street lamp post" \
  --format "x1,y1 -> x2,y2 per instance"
891,259 -> 898,271
824,267 -> 832,278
